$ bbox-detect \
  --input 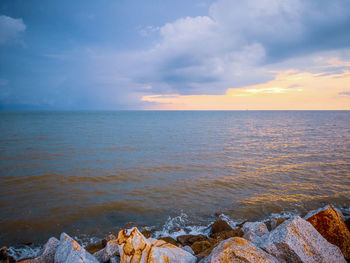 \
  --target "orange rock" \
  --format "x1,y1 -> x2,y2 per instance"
306,205 -> 350,260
